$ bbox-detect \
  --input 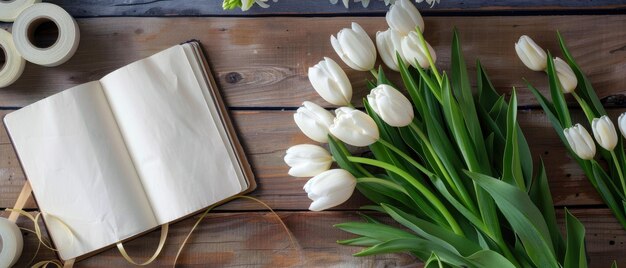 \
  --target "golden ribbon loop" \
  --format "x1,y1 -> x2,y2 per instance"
8,181 -> 298,267
116,223 -> 169,266
173,195 -> 301,267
